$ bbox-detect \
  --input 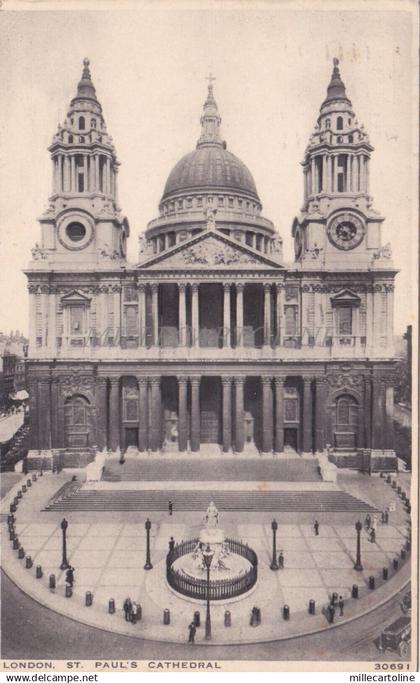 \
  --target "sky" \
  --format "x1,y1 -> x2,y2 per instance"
0,1 -> 417,335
